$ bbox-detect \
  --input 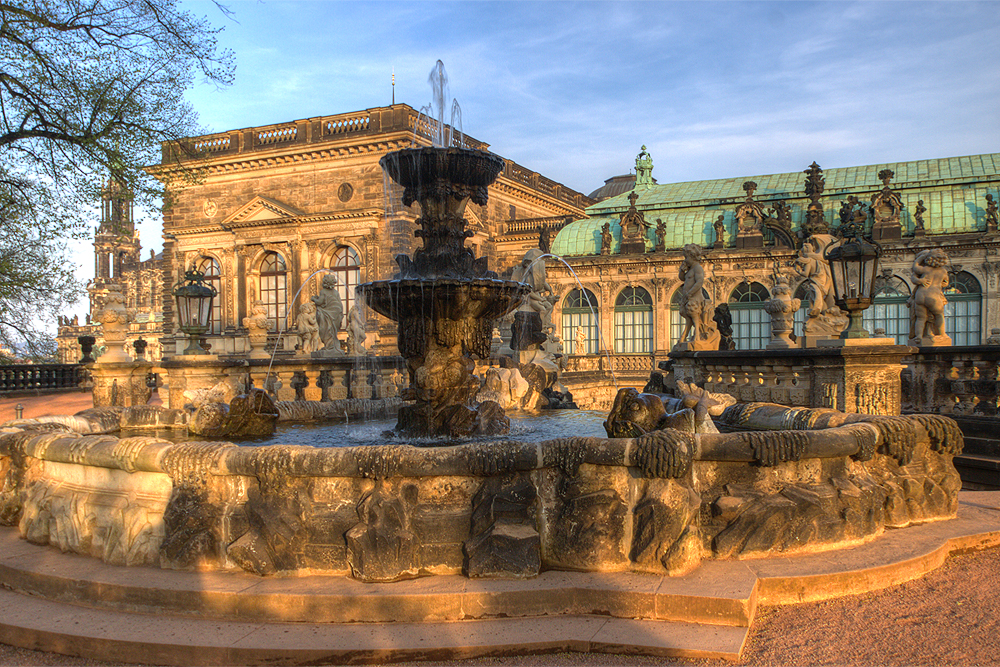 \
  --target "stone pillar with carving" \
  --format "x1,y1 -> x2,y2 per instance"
764,275 -> 800,350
